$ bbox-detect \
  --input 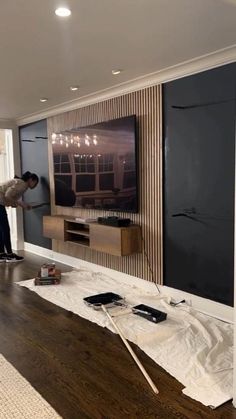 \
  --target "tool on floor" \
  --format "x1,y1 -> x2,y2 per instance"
34,263 -> 61,285
83,292 -> 159,394
132,304 -> 167,323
